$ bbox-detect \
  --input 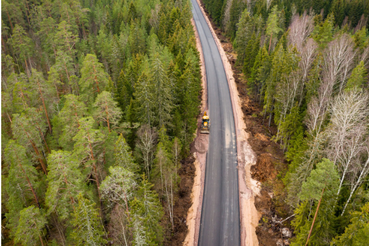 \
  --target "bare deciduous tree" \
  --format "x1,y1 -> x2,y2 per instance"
137,125 -> 157,180
322,34 -> 356,93
325,90 -> 369,199
288,12 -> 314,52
341,152 -> 369,215
305,76 -> 334,134
298,38 -> 318,85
